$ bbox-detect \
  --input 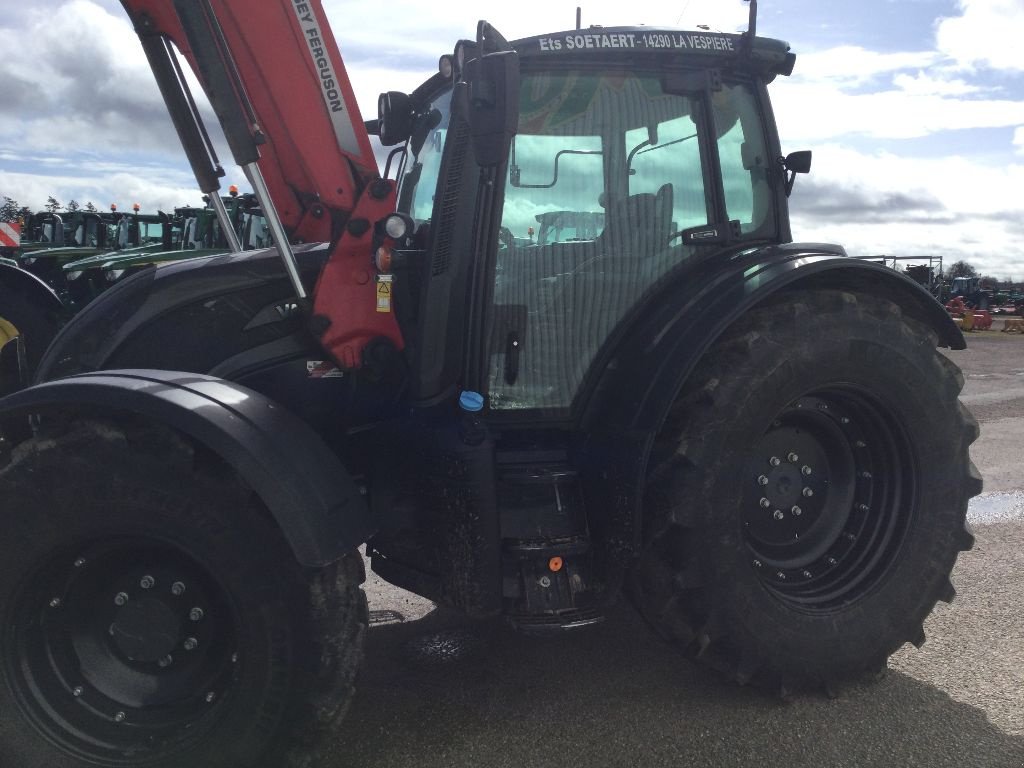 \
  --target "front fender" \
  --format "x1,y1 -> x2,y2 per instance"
578,243 -> 962,577
0,369 -> 372,566
0,262 -> 64,316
